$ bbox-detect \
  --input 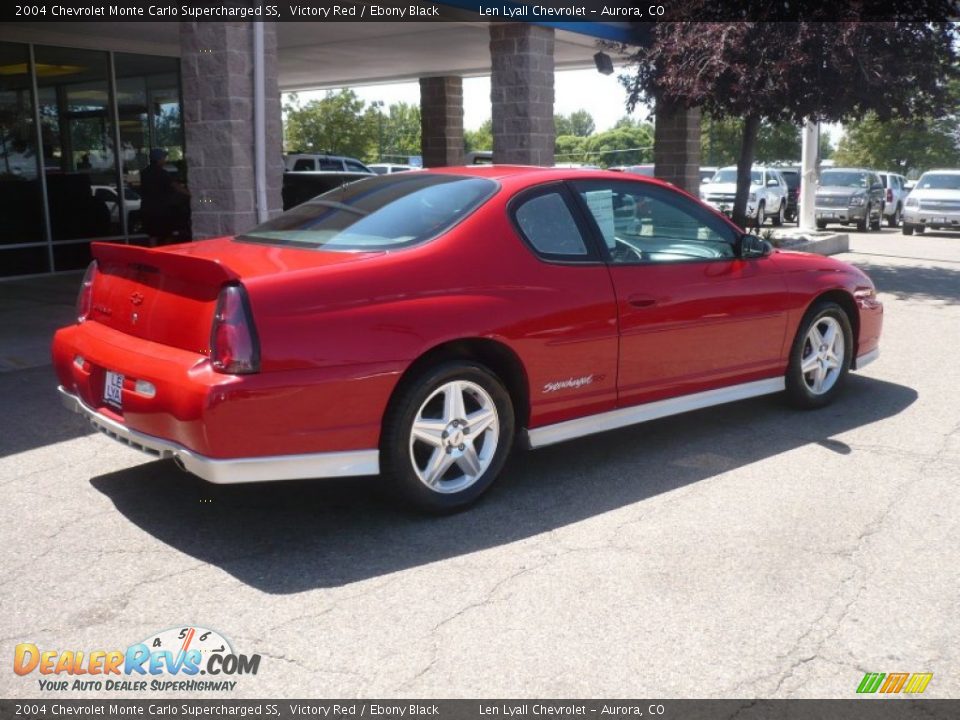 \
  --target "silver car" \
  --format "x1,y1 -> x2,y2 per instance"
902,169 -> 960,235
815,168 -> 885,231
877,171 -> 909,227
